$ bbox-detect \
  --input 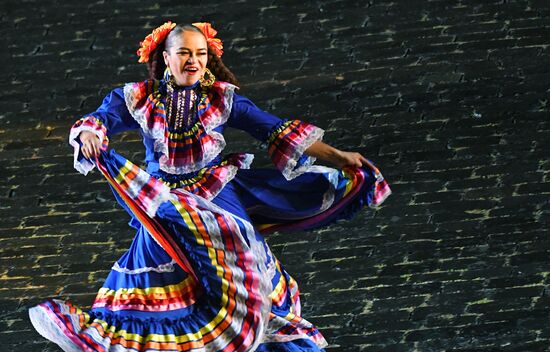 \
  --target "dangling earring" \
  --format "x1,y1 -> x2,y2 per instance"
199,68 -> 216,89
164,66 -> 173,83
